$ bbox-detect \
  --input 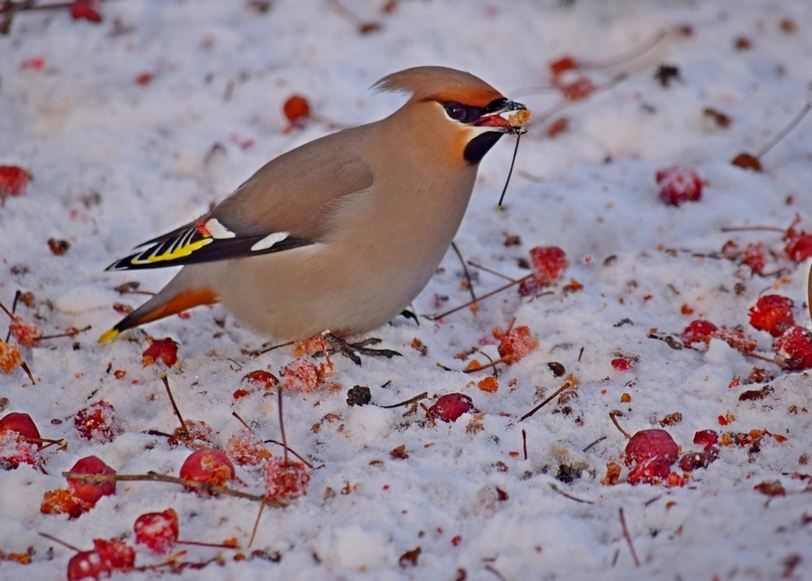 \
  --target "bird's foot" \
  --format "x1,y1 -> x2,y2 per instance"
322,332 -> 402,366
